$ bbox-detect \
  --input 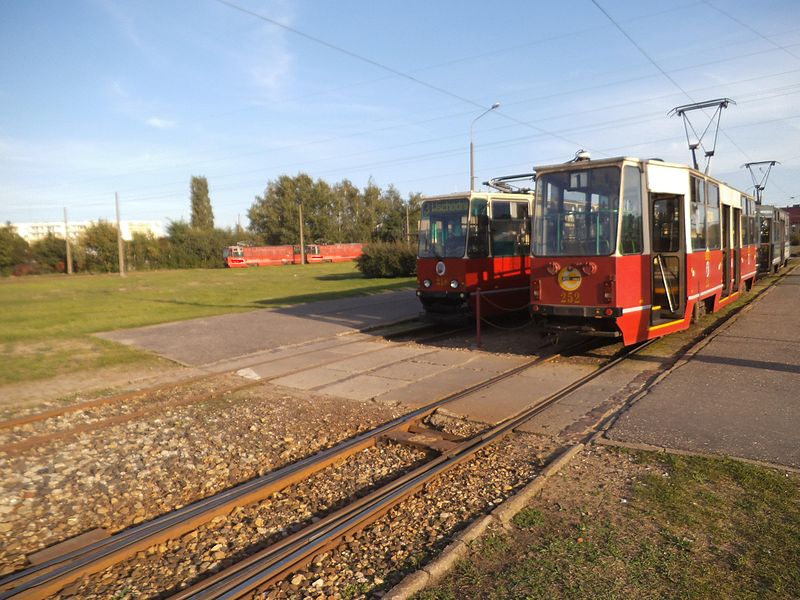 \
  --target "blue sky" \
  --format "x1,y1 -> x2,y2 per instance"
2,0 -> 799,228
